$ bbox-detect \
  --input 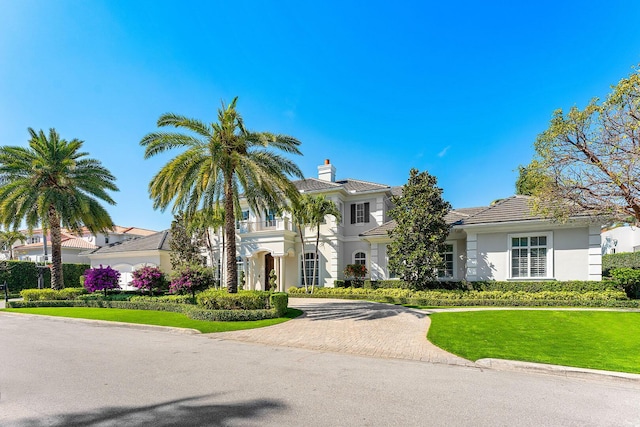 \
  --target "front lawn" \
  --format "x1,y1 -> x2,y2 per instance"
427,310 -> 640,374
2,307 -> 303,333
